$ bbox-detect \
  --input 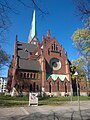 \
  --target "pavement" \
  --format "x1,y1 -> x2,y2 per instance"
0,101 -> 90,120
